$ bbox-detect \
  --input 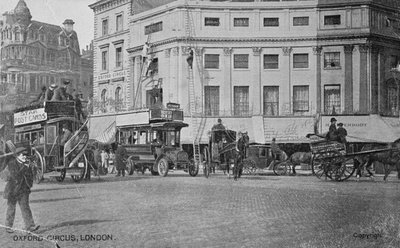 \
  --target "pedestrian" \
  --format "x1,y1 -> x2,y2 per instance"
100,149 -> 109,175
186,48 -> 194,69
337,123 -> 347,144
271,138 -> 283,162
3,145 -> 40,233
30,86 -> 46,105
108,150 -> 116,174
115,143 -> 127,177
45,84 -> 57,101
93,145 -> 101,176
327,117 -> 337,141
51,80 -> 70,101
